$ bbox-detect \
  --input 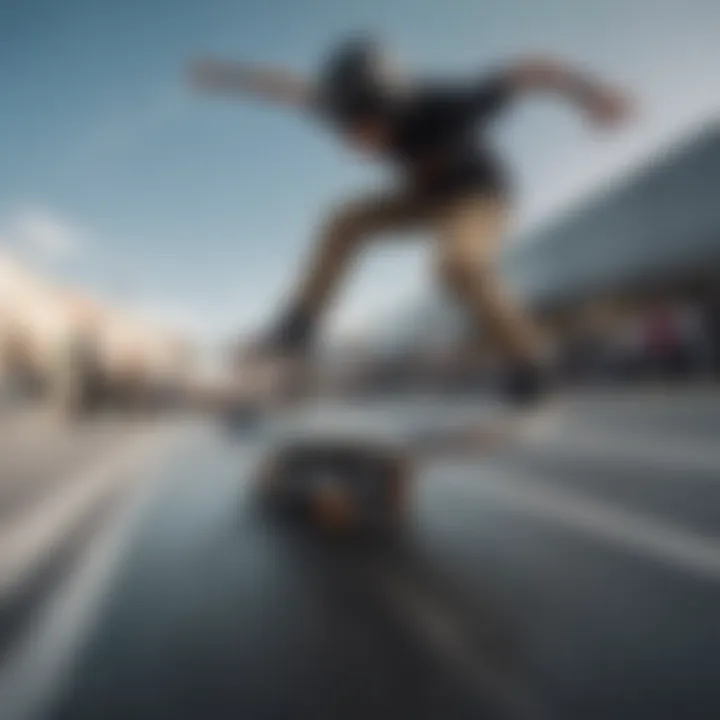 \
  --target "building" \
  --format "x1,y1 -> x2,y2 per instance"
367,121 -> 720,360
503,120 -> 720,313
0,252 -> 197,412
